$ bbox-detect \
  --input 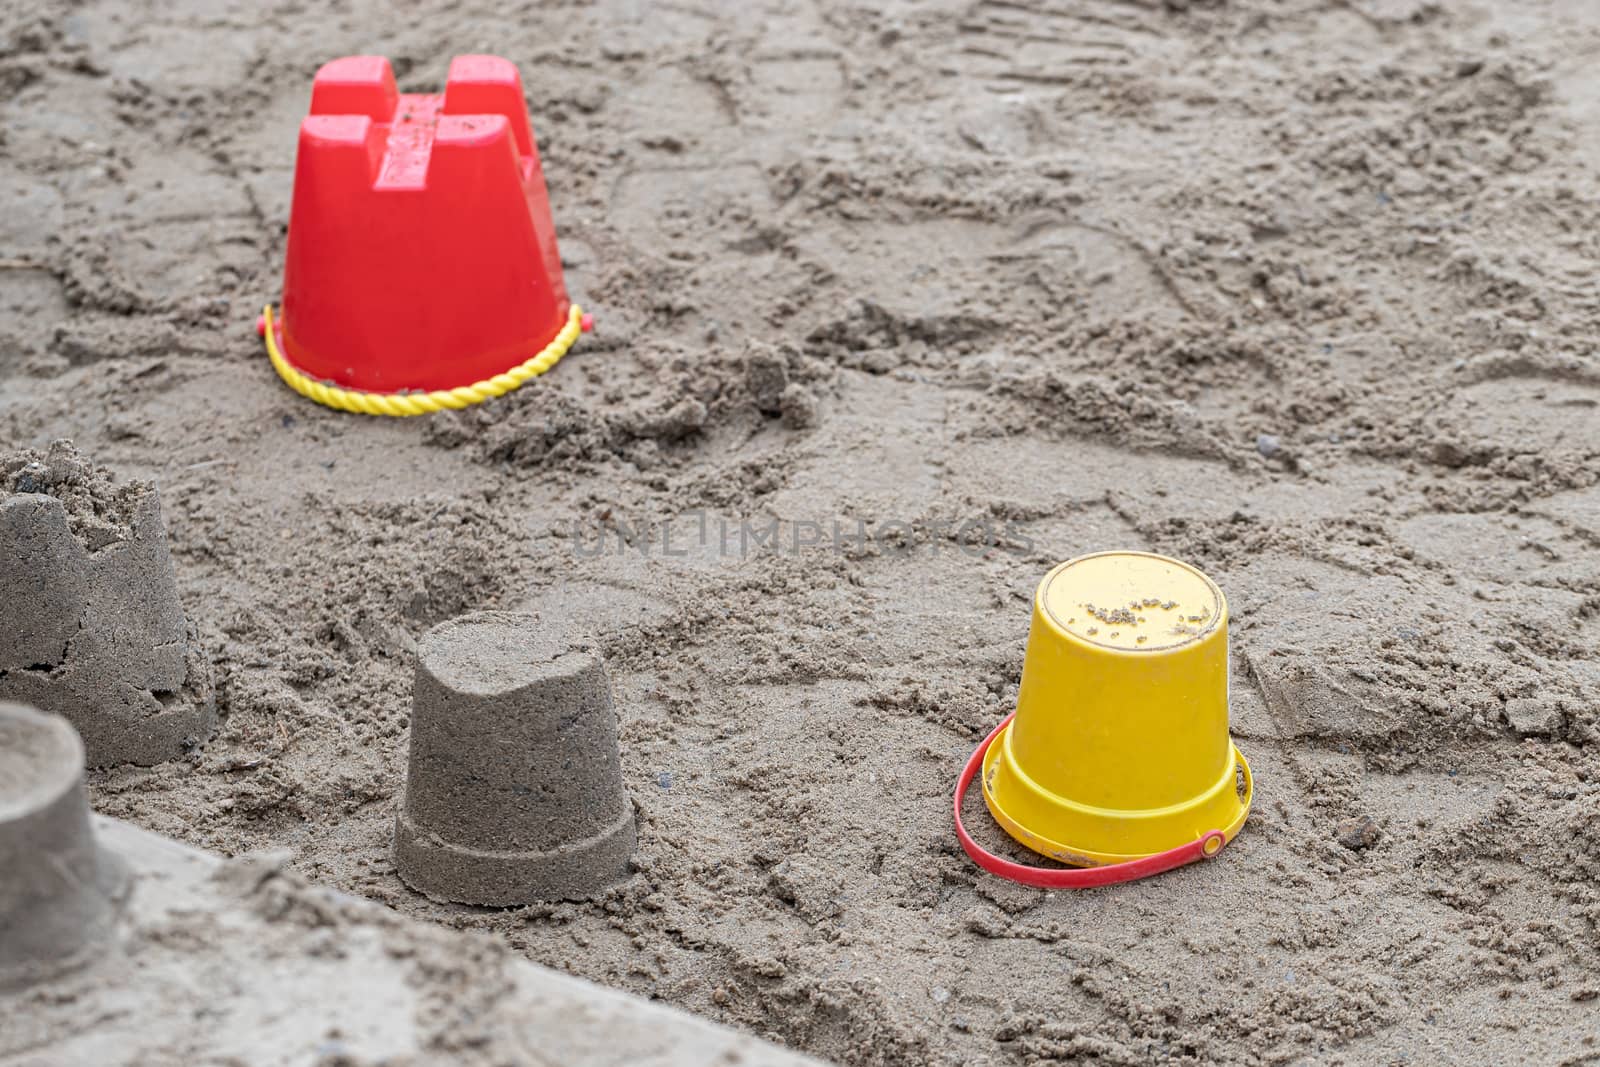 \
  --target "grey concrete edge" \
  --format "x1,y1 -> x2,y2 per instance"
0,817 -> 830,1067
